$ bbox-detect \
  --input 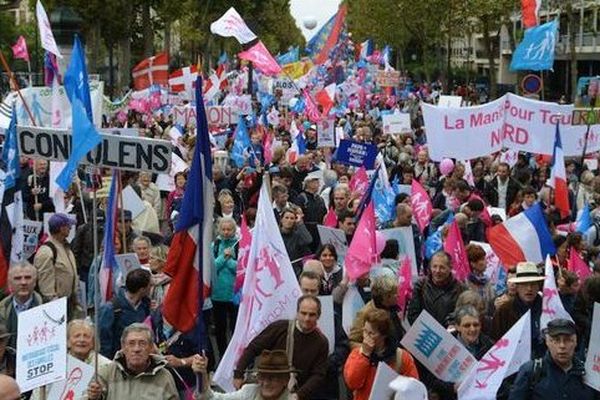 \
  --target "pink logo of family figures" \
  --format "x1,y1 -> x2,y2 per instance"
542,287 -> 558,316
26,321 -> 56,346
474,338 -> 510,389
